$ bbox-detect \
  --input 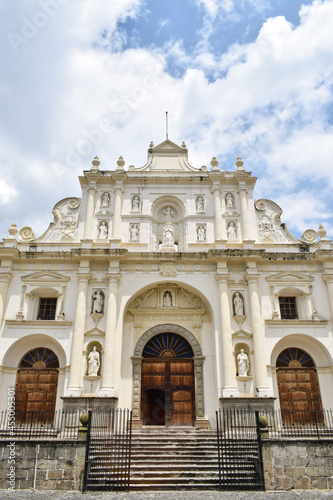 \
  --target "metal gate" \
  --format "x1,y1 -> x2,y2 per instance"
83,409 -> 132,491
216,409 -> 265,491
